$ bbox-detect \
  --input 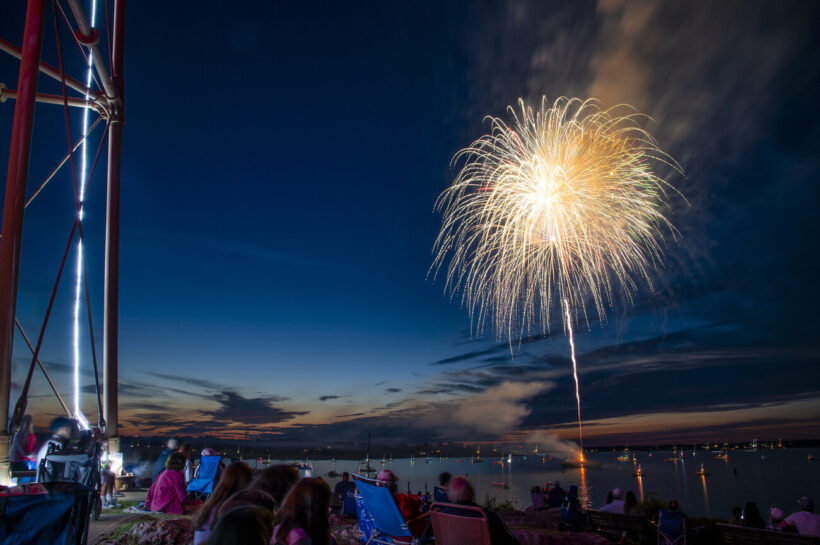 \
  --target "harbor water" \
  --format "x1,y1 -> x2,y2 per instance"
246,448 -> 818,519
